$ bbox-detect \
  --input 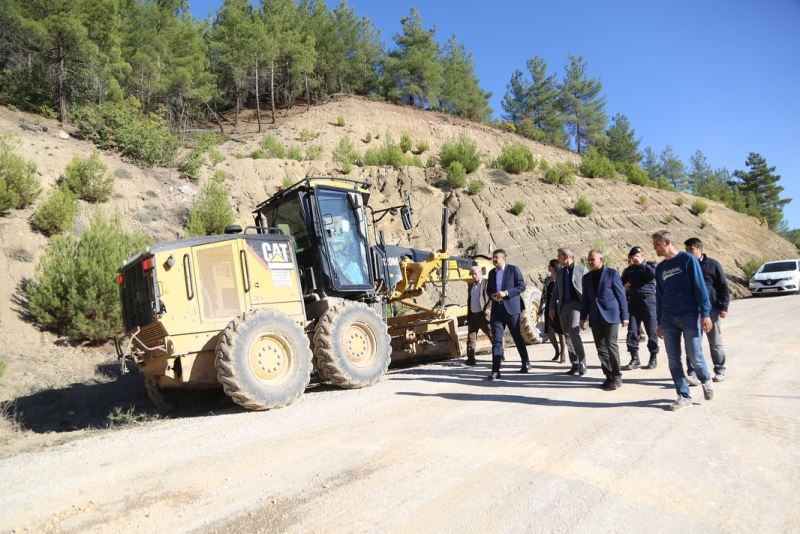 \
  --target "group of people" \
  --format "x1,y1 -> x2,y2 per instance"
464,230 -> 730,411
